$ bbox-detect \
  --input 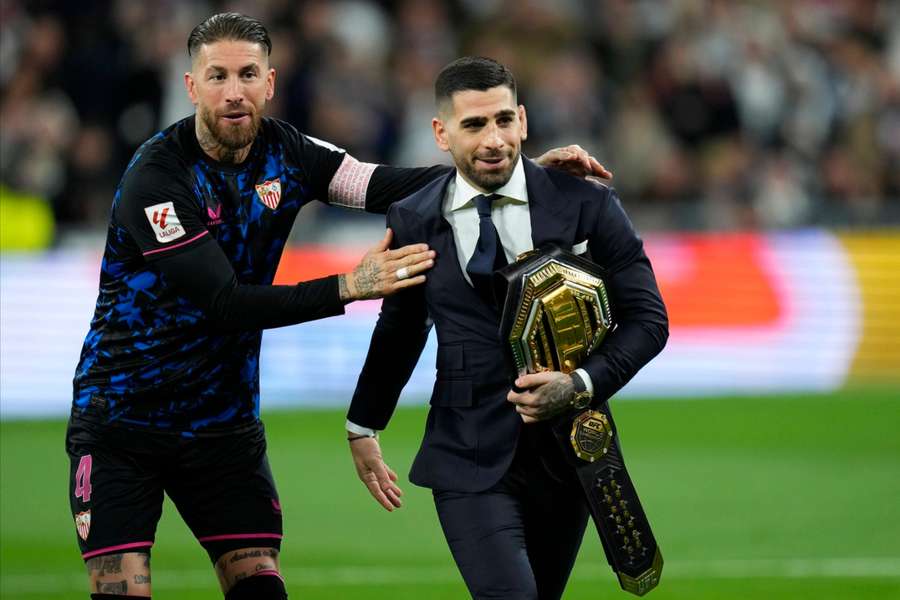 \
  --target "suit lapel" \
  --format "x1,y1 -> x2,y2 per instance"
415,170 -> 498,318
415,170 -> 459,273
523,157 -> 579,249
